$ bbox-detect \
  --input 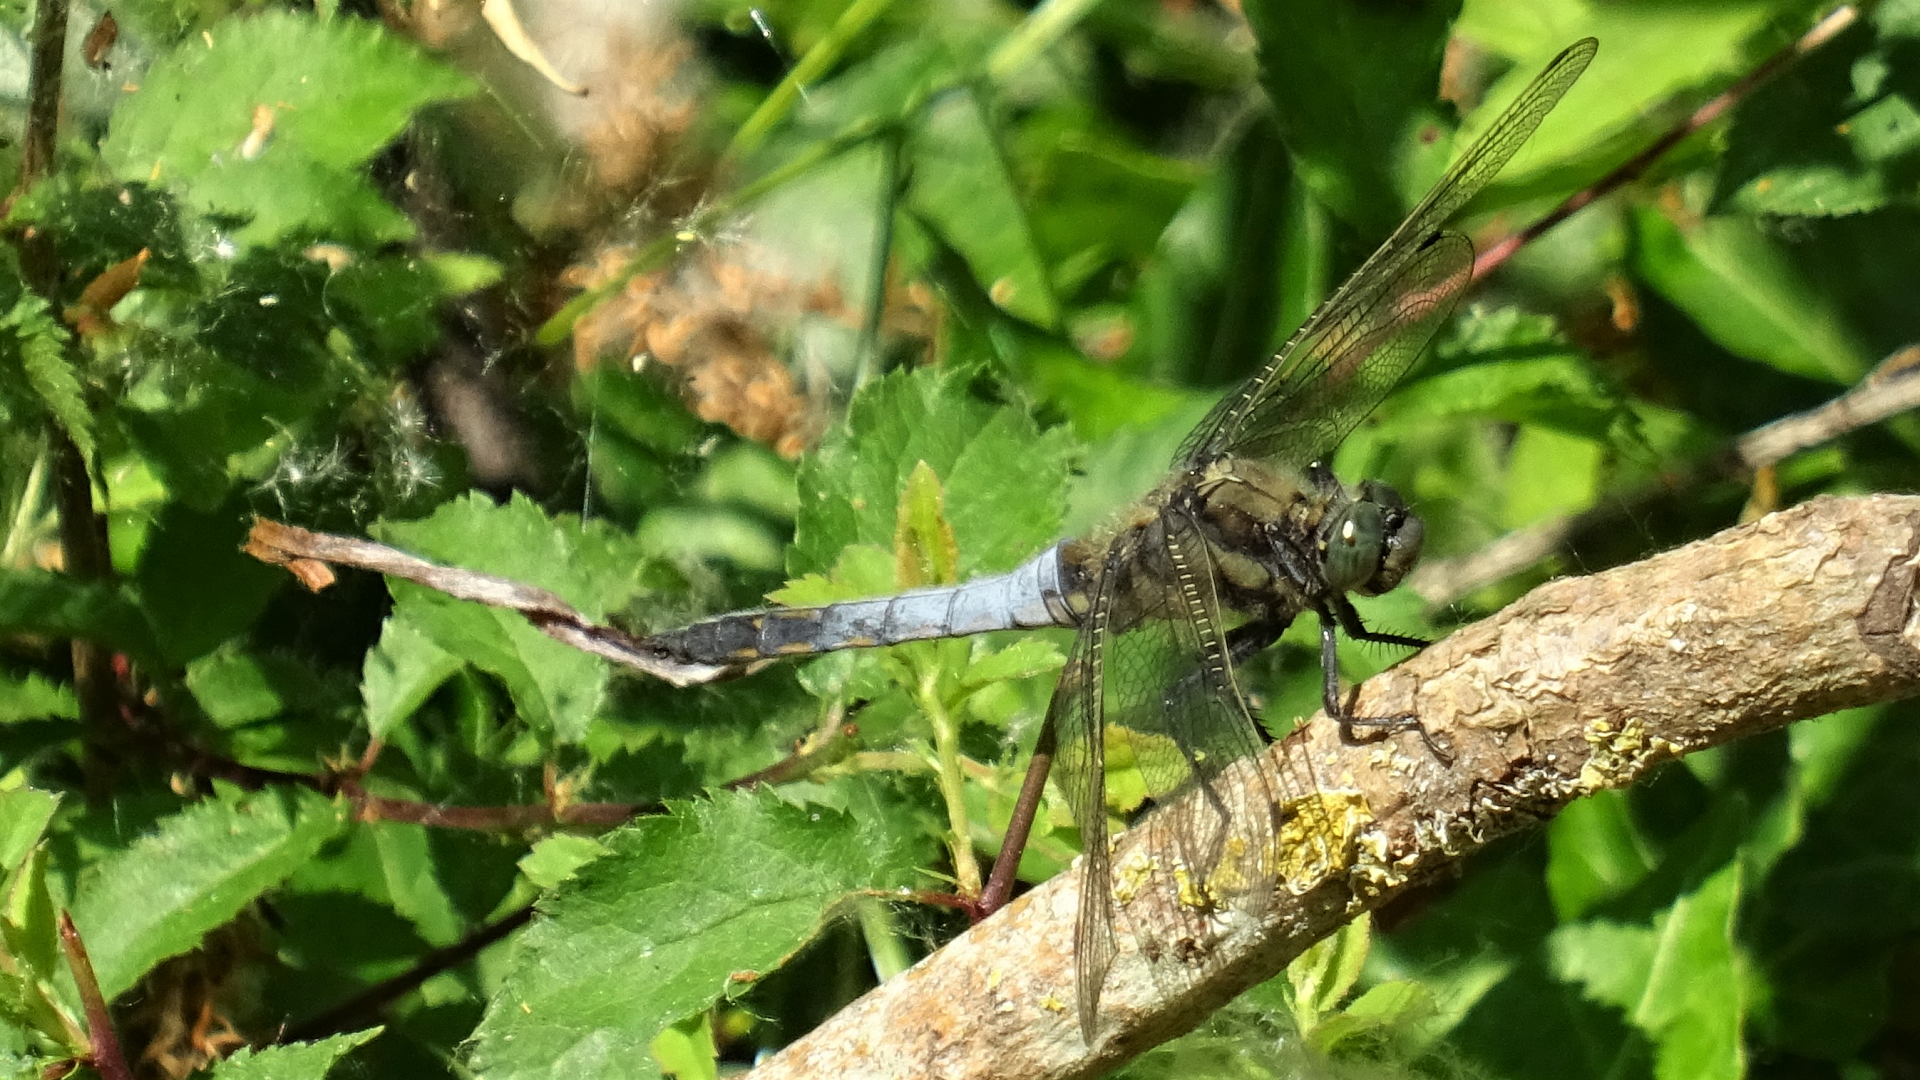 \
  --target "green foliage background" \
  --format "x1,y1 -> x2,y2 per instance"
0,0 -> 1917,1078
